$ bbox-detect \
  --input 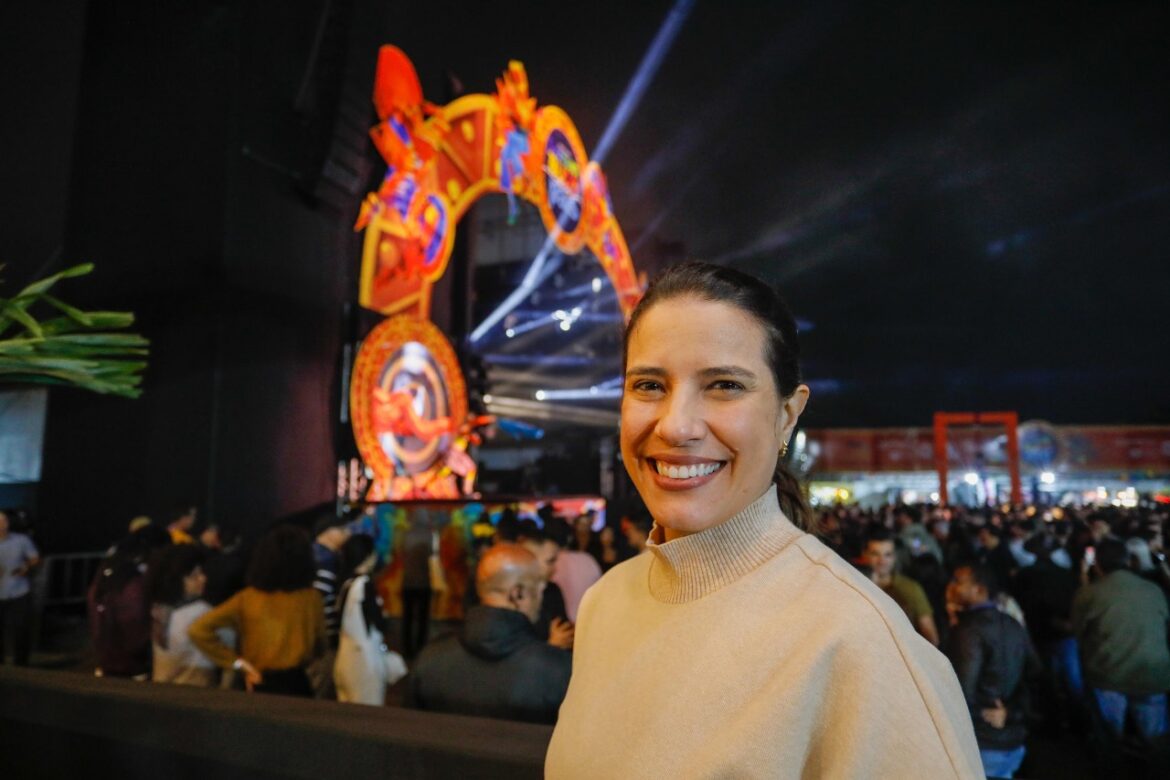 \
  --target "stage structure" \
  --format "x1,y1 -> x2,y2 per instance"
933,411 -> 1022,506
350,46 -> 642,501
